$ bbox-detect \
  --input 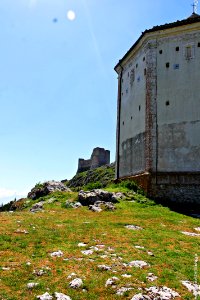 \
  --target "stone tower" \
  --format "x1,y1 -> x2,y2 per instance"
115,13 -> 200,204
77,147 -> 110,173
